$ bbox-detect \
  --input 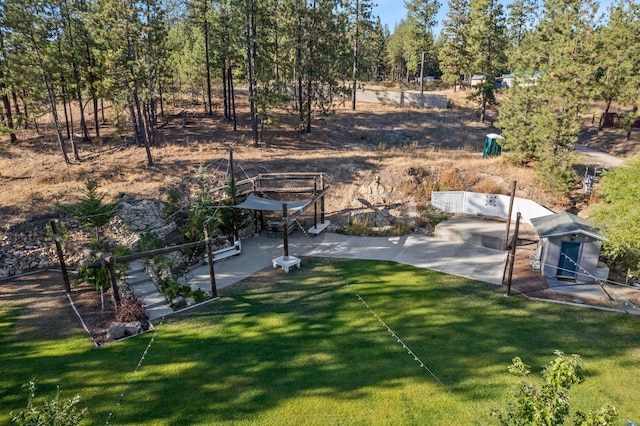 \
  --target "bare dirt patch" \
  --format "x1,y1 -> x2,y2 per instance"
0,271 -> 115,345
